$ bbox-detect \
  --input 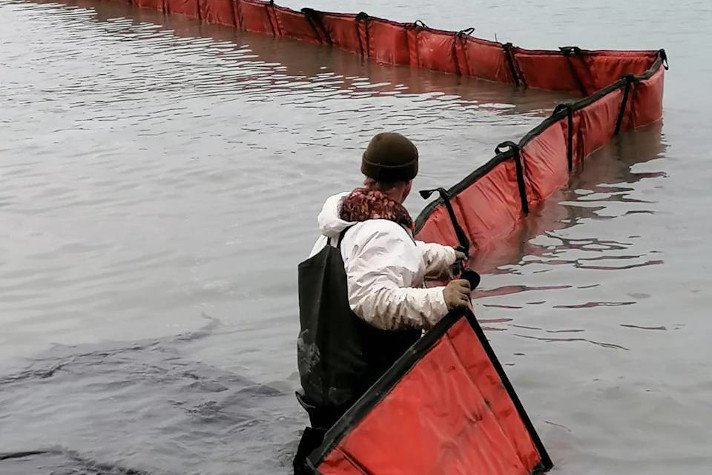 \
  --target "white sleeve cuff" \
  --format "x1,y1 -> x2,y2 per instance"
425,287 -> 450,327
443,246 -> 457,265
